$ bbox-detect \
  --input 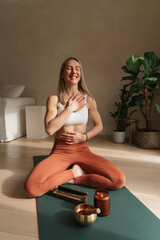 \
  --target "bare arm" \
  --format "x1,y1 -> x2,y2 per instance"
45,94 -> 85,136
86,96 -> 103,140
